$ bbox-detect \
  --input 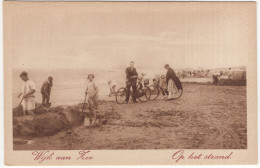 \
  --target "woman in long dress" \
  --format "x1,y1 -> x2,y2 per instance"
164,64 -> 183,99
